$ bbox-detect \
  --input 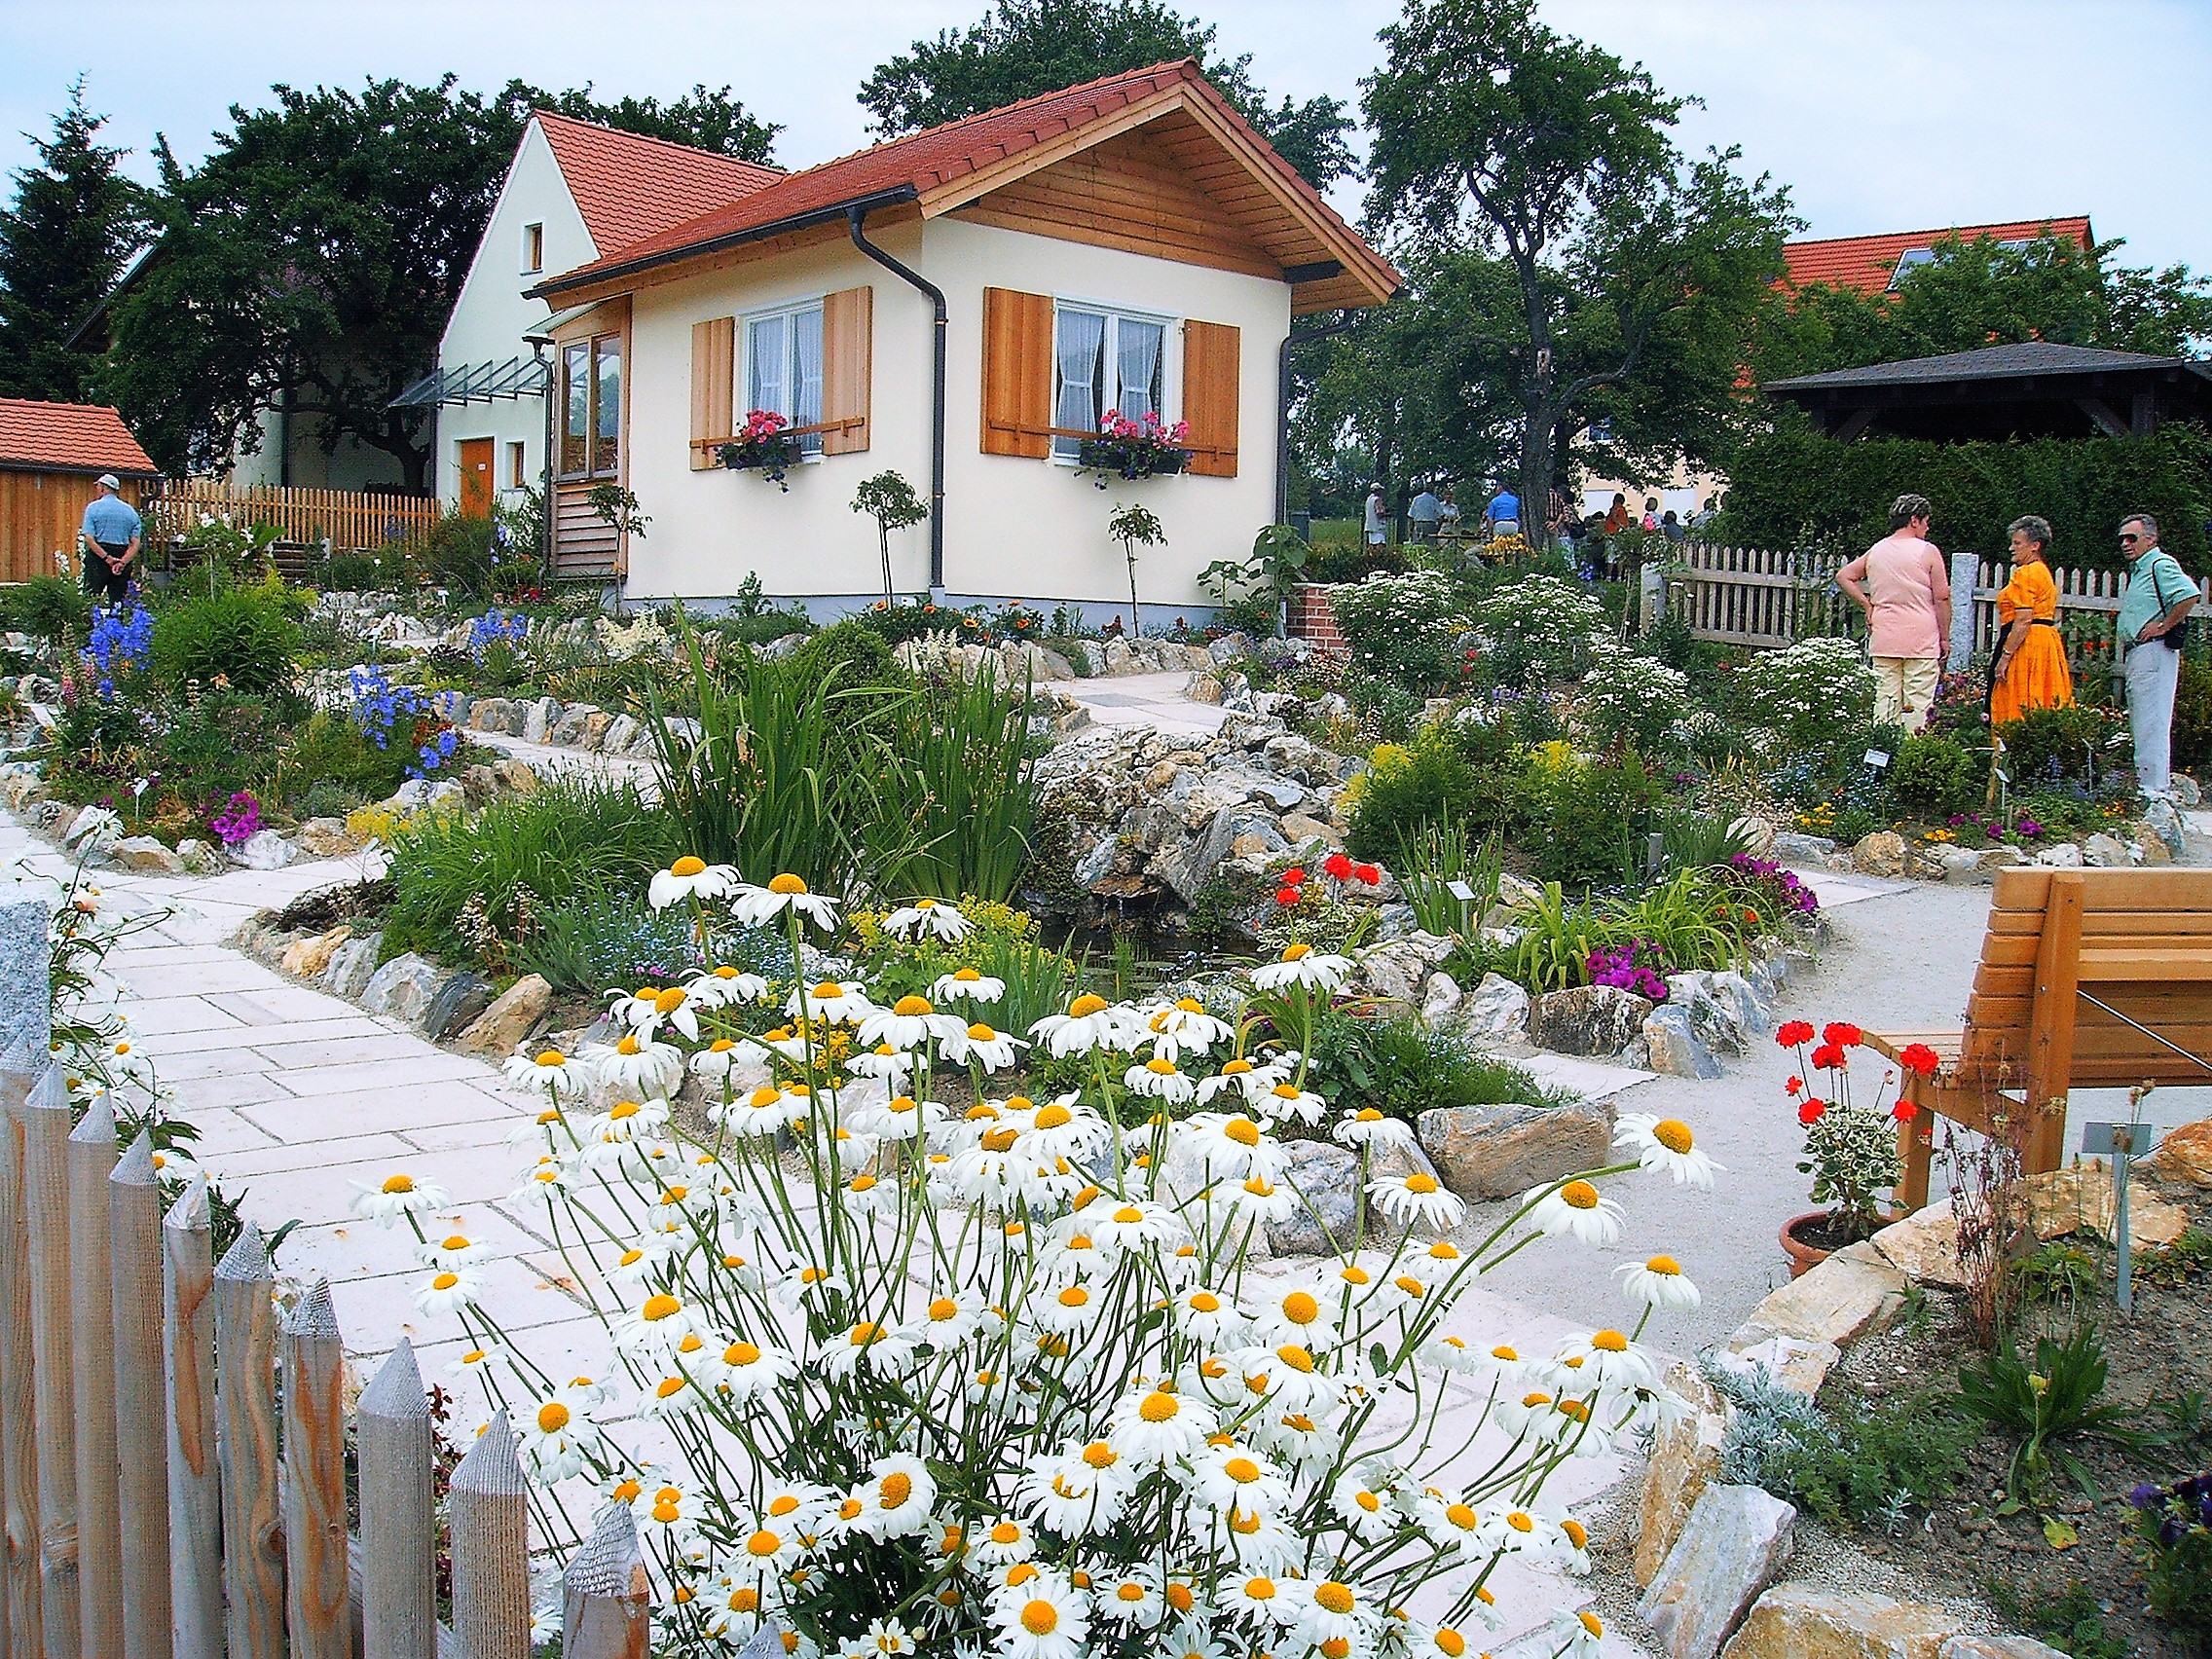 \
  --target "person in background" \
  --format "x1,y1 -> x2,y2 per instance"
1989,514 -> 2073,725
2116,510 -> 2197,798
1641,496 -> 1660,532
1690,495 -> 1718,531
1660,509 -> 1685,544
1602,492 -> 1629,535
1835,493 -> 1952,732
1438,486 -> 1460,535
79,473 -> 141,603
1407,482 -> 1442,543
1486,482 -> 1521,536
1363,484 -> 1388,549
